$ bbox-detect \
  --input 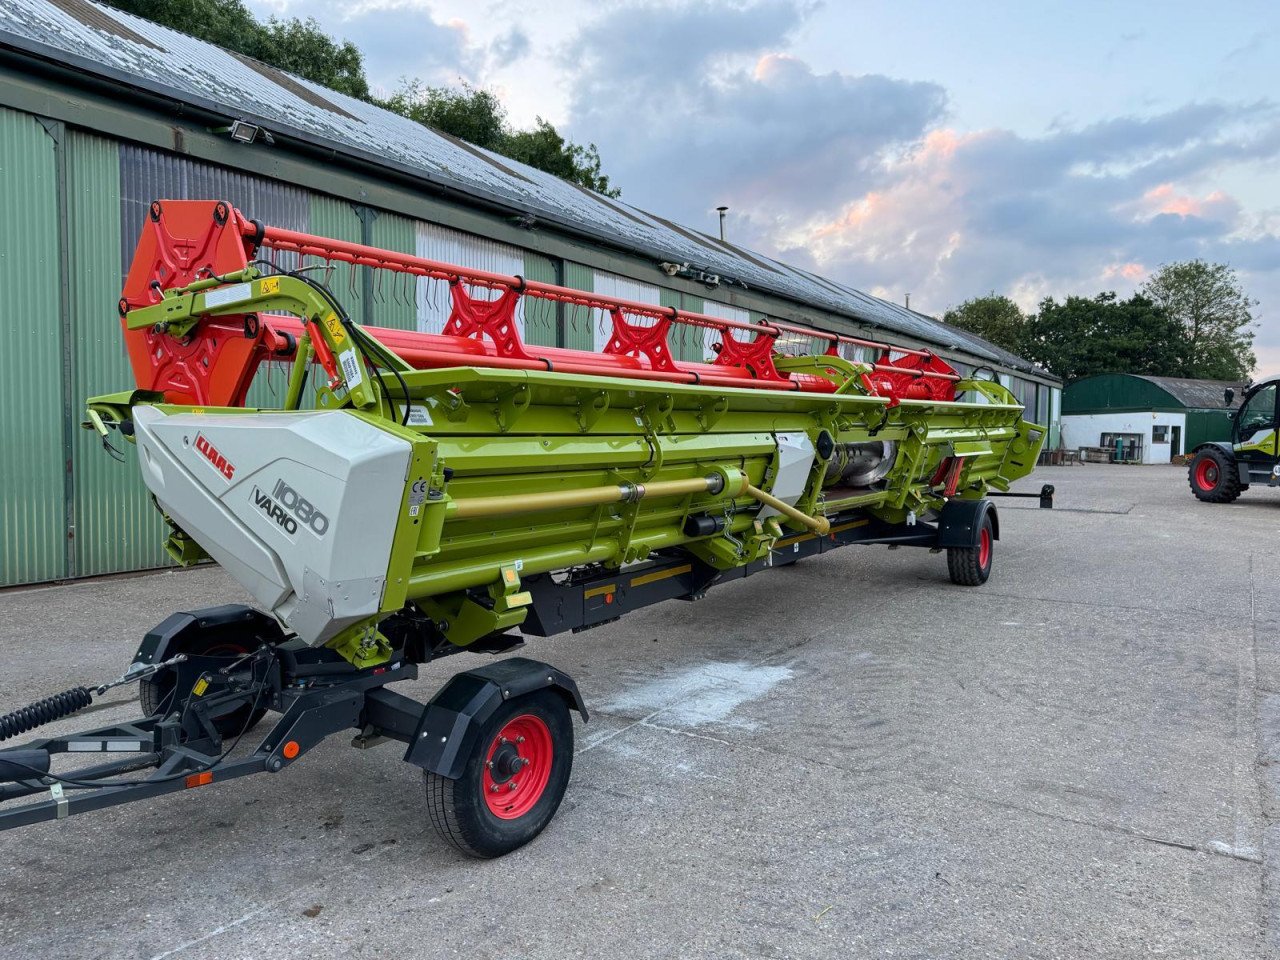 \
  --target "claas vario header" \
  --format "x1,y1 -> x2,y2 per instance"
1,200 -> 1045,856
